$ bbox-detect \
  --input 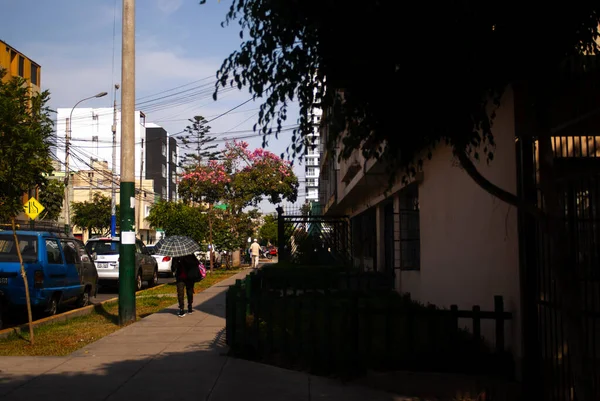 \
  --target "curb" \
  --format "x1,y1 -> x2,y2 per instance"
0,282 -> 171,340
